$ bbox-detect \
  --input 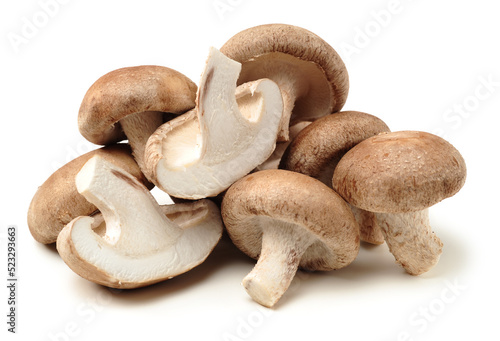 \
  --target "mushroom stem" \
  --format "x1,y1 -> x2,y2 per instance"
278,85 -> 299,141
375,209 -> 443,275
119,111 -> 164,172
351,206 -> 385,245
241,219 -> 316,308
256,67 -> 305,142
235,52 -> 331,142
75,156 -> 183,253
